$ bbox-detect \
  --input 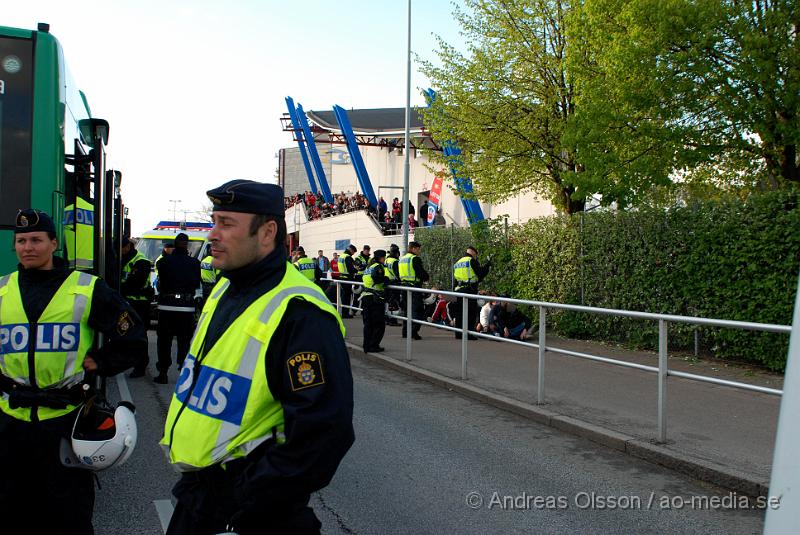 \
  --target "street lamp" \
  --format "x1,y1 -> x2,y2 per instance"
169,199 -> 181,221
401,0 -> 412,252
